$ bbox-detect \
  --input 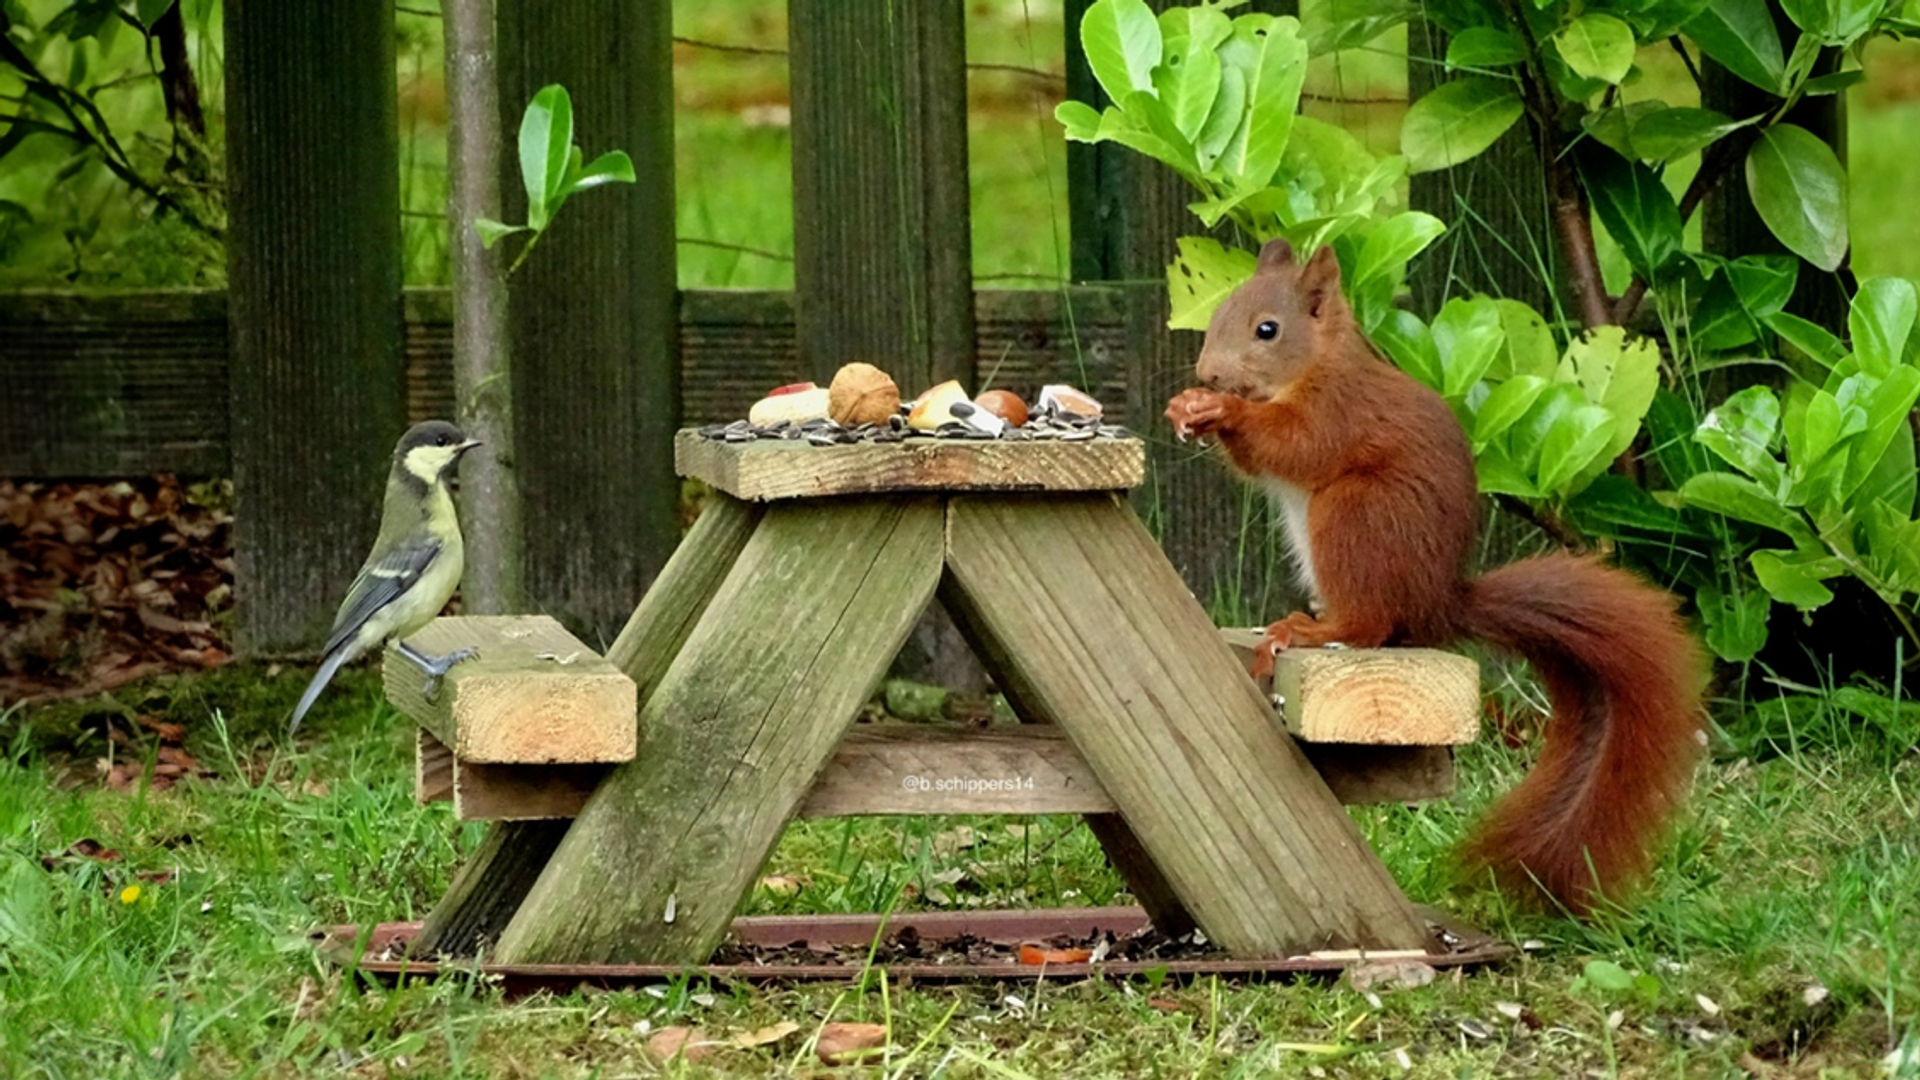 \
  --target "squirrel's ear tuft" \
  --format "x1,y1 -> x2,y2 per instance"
1300,245 -> 1344,317
1257,238 -> 1296,271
